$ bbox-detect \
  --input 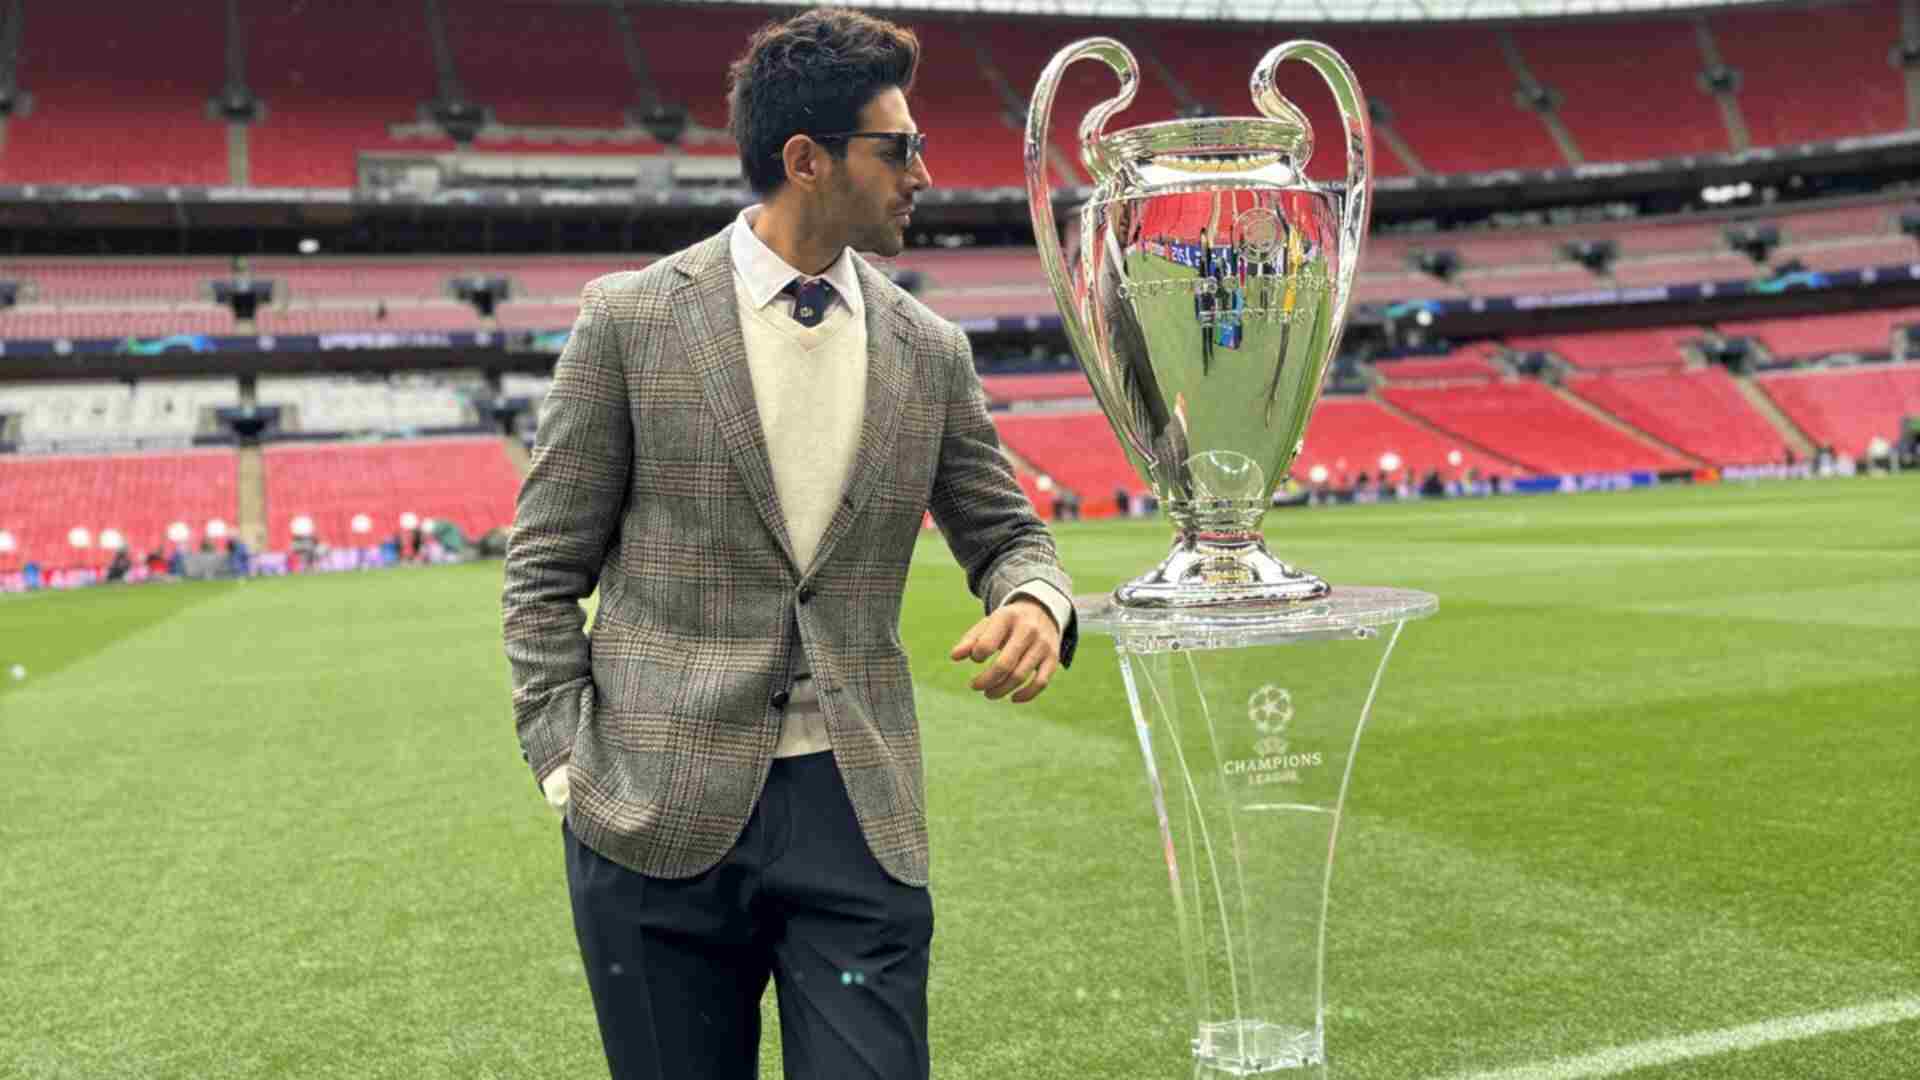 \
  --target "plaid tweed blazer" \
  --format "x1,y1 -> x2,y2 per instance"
502,228 -> 1076,887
